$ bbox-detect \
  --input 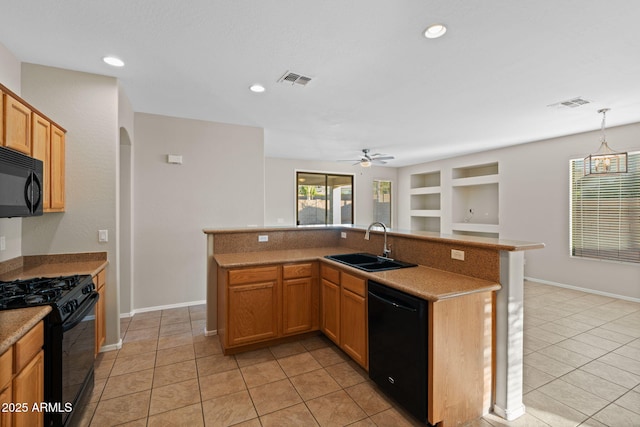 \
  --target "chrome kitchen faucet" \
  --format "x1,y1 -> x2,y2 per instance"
365,221 -> 392,260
